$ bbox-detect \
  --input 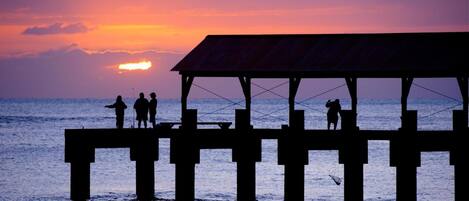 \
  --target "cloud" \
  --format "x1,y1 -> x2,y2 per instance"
0,44 -> 462,99
22,22 -> 90,35
0,44 -> 184,98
